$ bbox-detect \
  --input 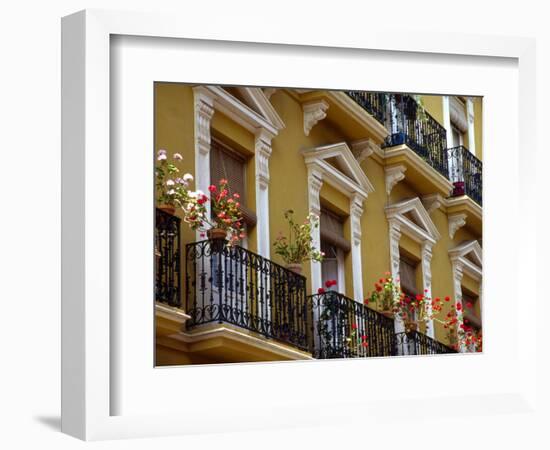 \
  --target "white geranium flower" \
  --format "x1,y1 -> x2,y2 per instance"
167,189 -> 176,196
173,153 -> 183,160
183,173 -> 194,182
166,179 -> 175,186
157,153 -> 167,161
